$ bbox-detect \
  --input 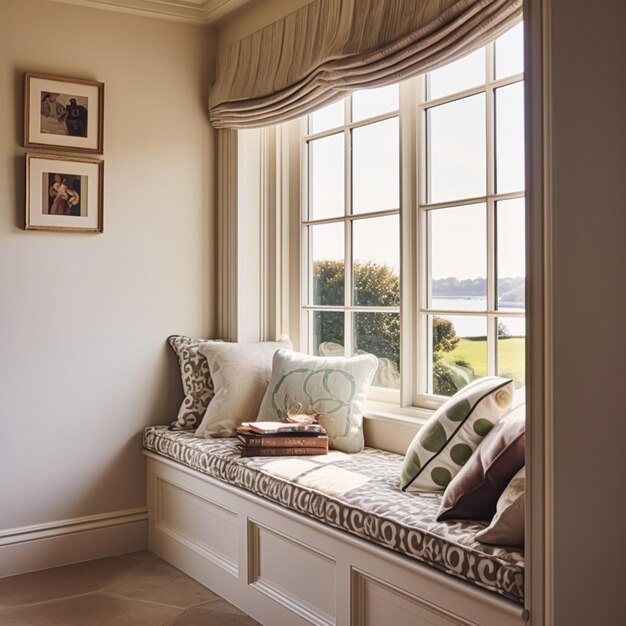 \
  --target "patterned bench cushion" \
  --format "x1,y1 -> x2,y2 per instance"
143,426 -> 524,603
